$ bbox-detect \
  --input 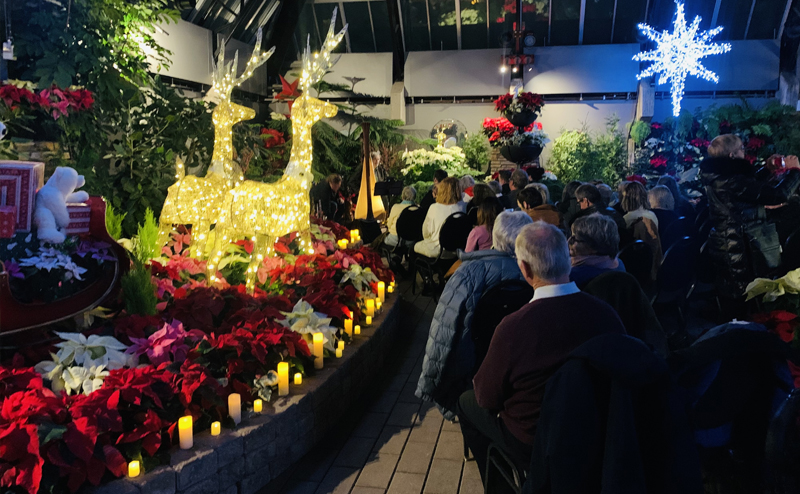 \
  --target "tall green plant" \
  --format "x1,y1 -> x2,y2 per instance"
548,117 -> 628,184
462,133 -> 491,172
105,203 -> 126,241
